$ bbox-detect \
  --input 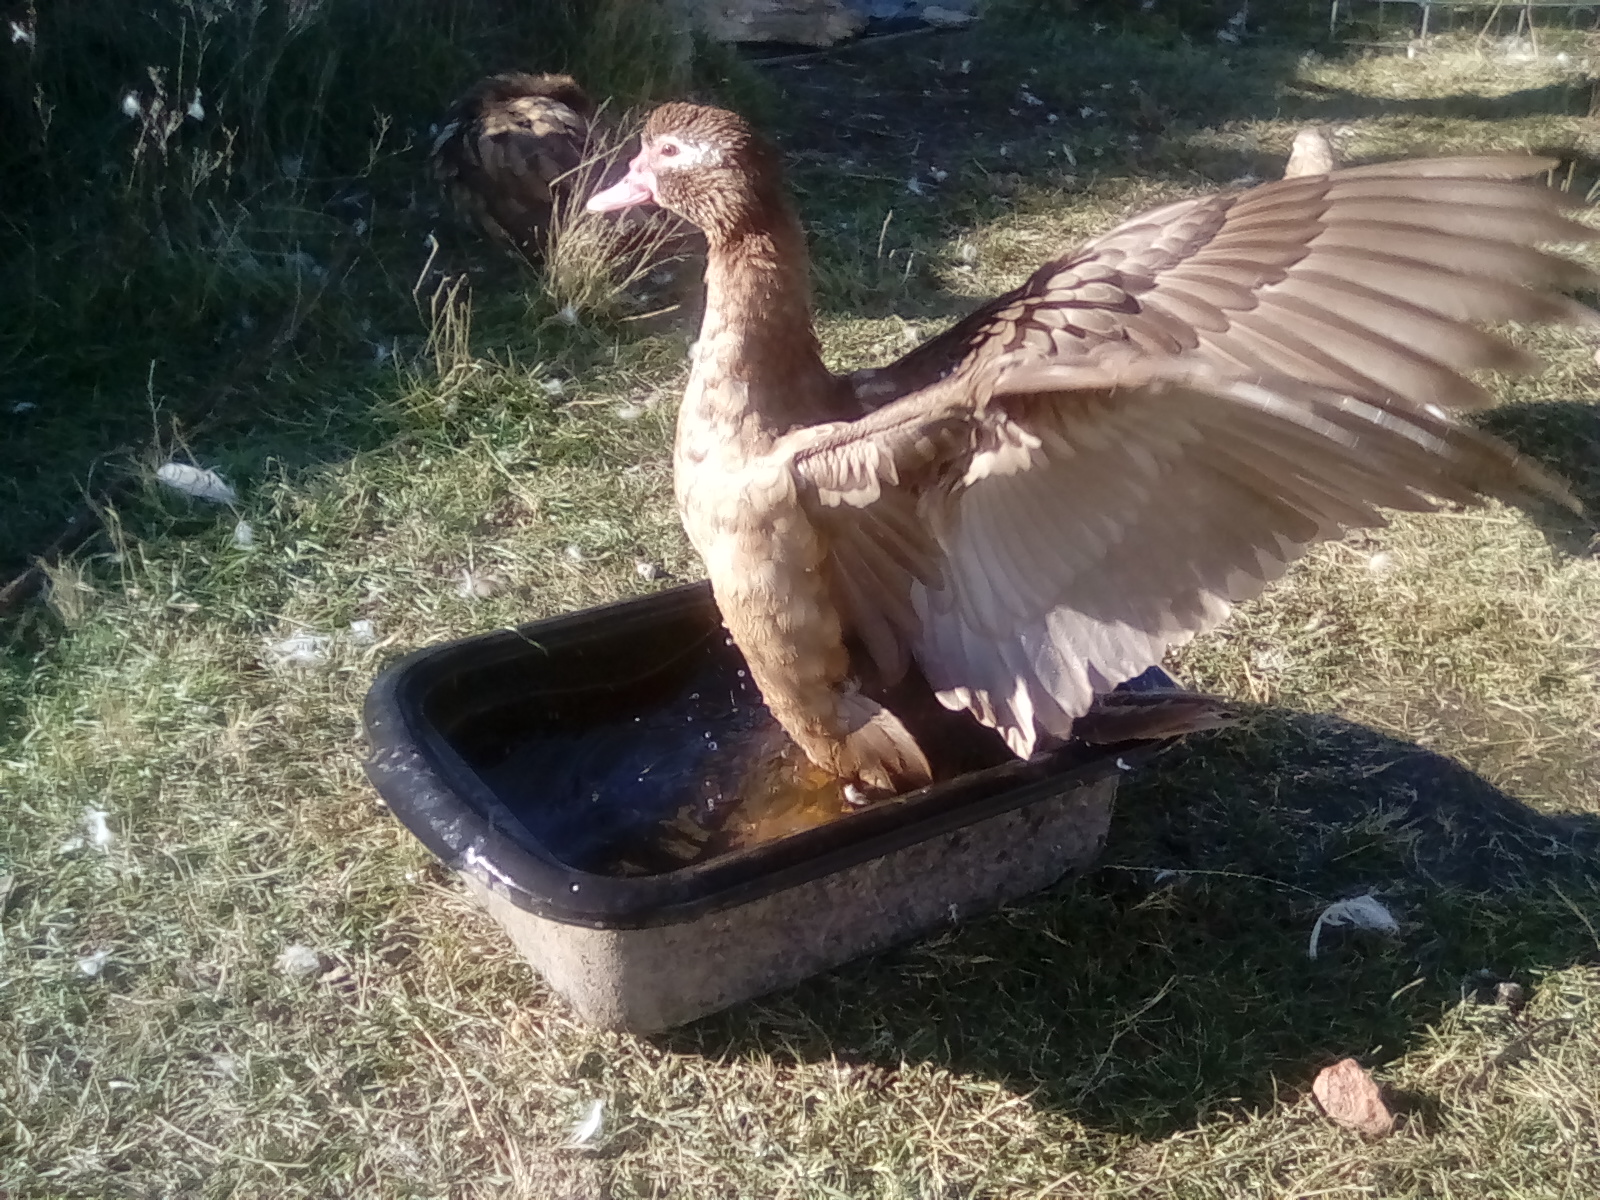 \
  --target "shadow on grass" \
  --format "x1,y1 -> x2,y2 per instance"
665,712 -> 1600,1137
767,29 -> 1596,342
761,36 -> 1318,322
